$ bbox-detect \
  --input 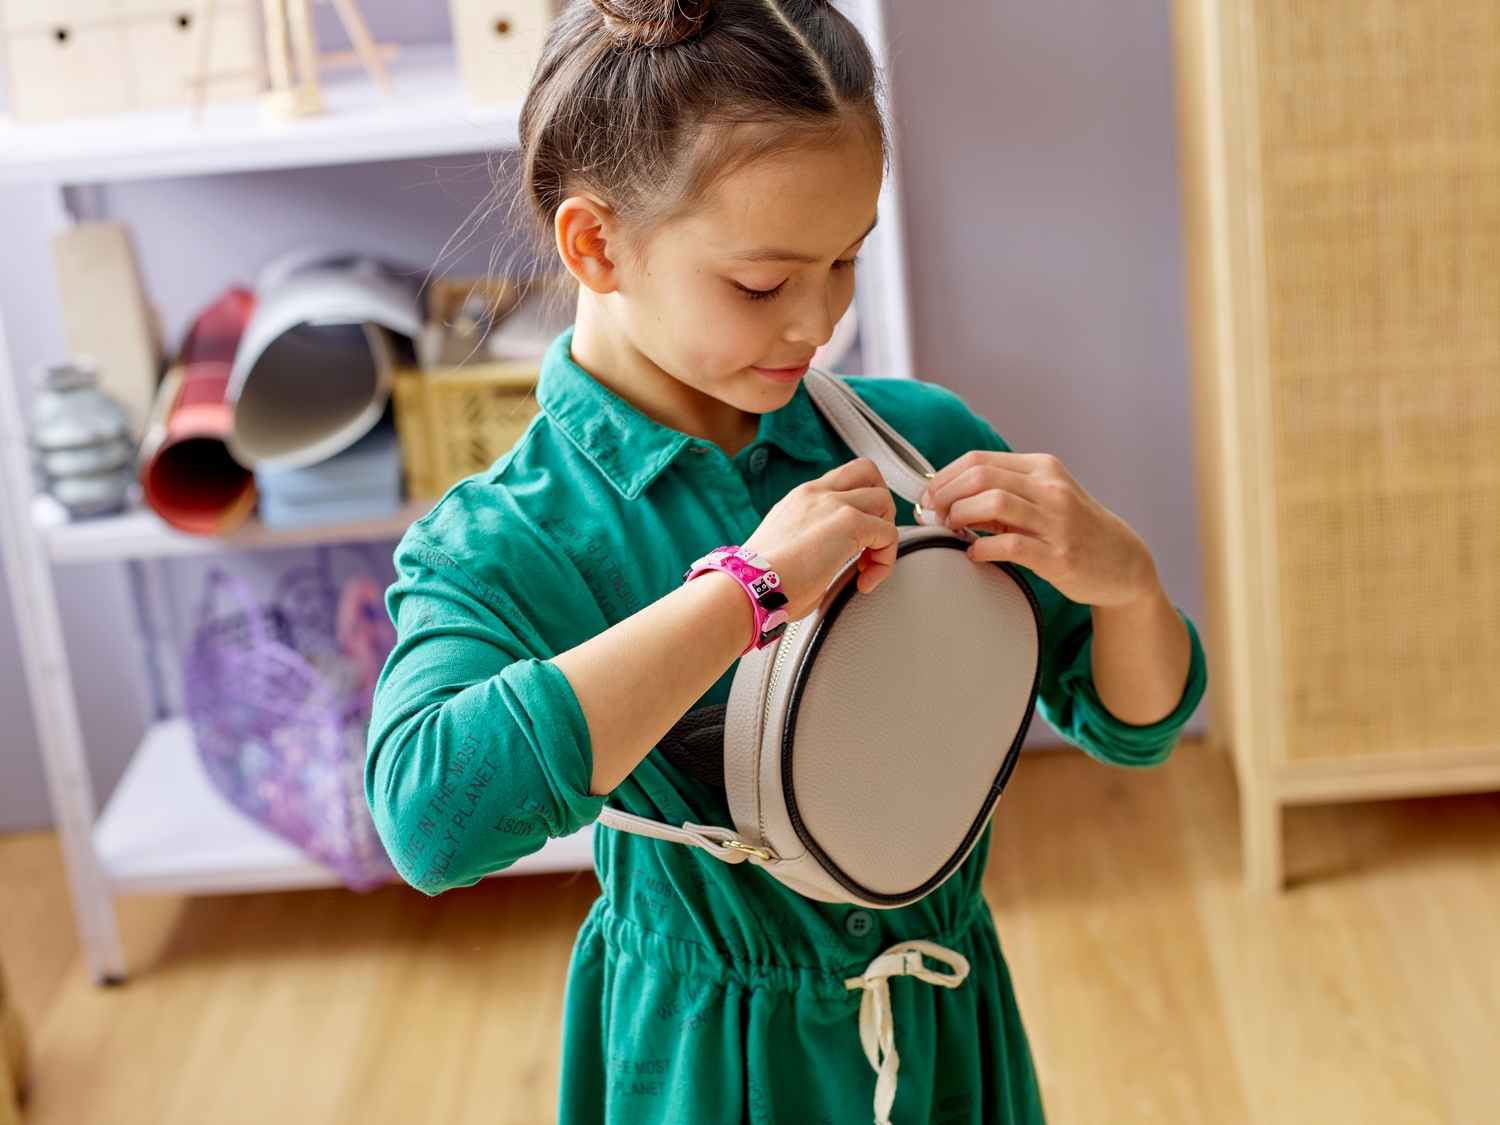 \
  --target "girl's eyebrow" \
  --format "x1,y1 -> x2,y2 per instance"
728,215 -> 879,264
